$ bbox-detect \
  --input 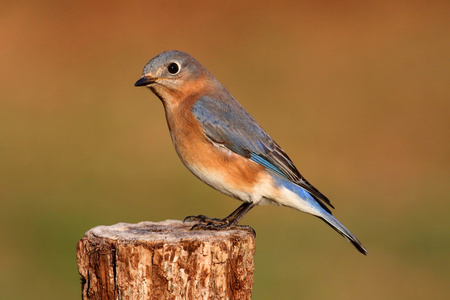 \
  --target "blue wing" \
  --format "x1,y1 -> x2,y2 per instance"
192,96 -> 334,212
